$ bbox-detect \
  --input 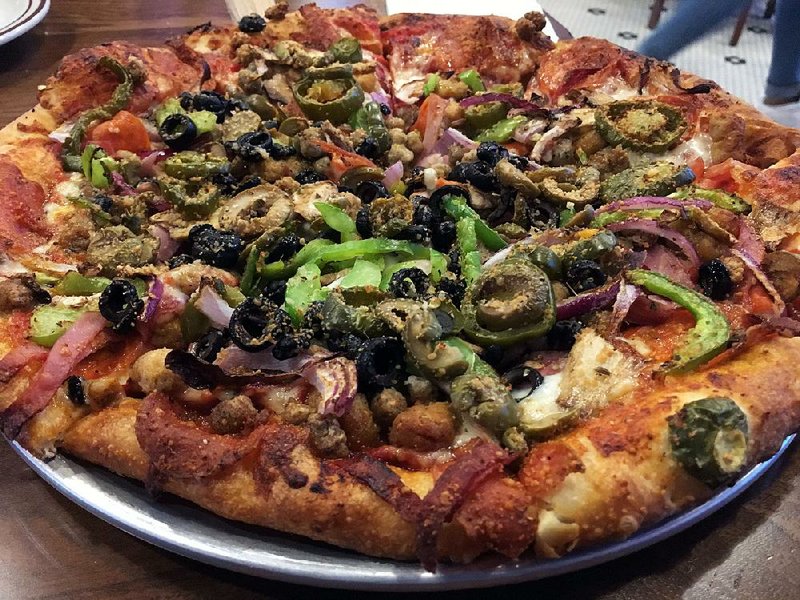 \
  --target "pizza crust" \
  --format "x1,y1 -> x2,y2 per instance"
57,335 -> 800,561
